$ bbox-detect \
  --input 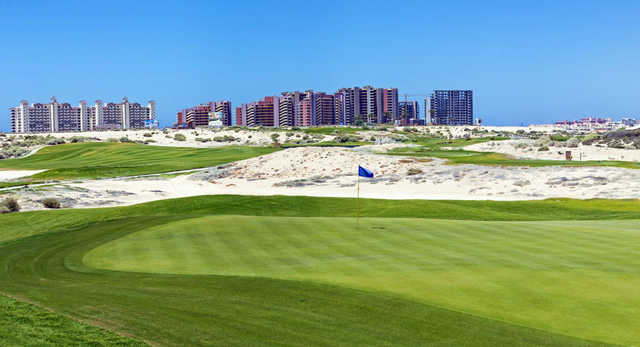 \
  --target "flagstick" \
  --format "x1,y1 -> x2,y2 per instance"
356,174 -> 360,229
